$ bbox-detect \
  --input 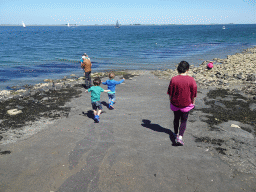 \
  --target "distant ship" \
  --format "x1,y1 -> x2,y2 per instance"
222,26 -> 225,29
115,20 -> 120,28
22,21 -> 26,28
67,22 -> 77,28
